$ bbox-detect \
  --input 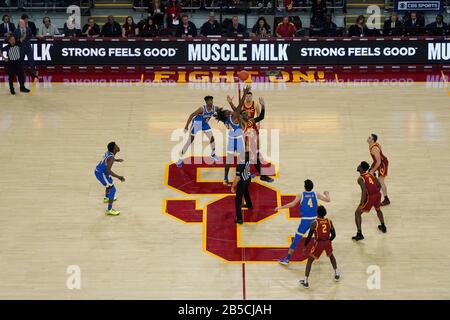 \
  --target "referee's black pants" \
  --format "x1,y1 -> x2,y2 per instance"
235,179 -> 252,222
7,61 -> 26,92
